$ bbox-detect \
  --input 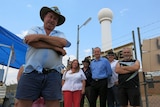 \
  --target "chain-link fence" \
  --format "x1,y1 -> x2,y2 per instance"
139,72 -> 160,107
